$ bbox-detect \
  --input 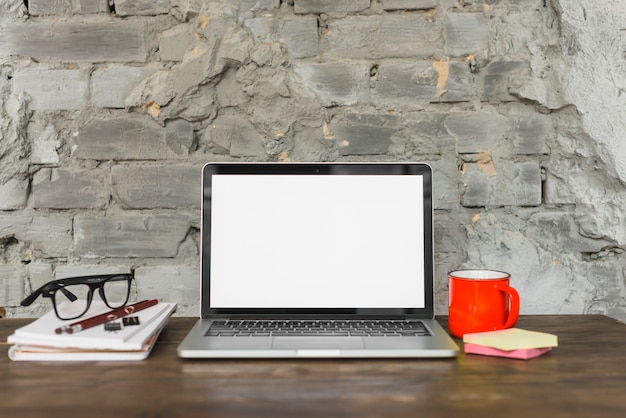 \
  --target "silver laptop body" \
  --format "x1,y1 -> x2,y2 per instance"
178,162 -> 459,358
